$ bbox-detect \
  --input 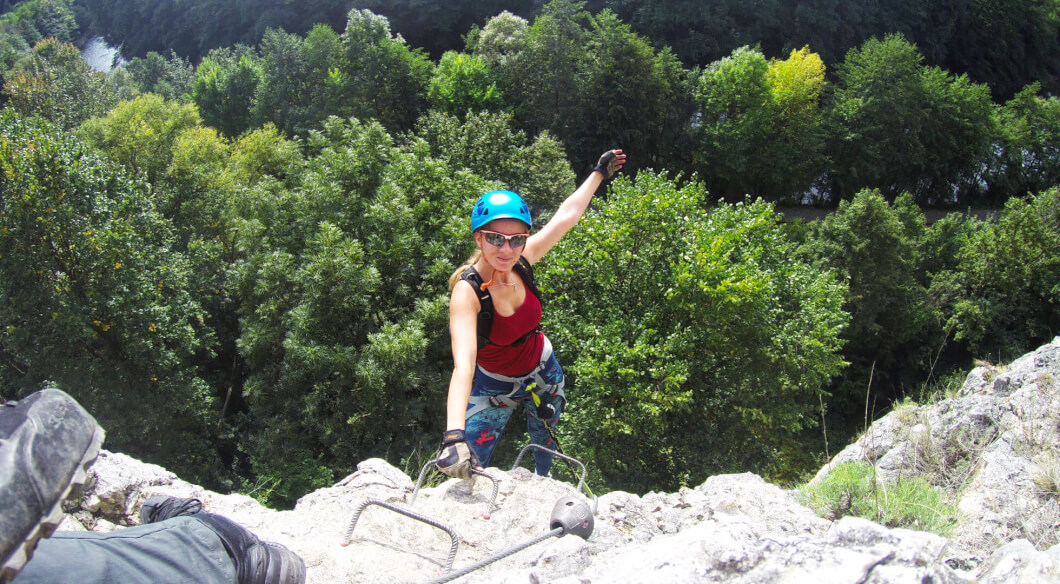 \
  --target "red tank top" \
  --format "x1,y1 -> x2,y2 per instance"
476,285 -> 544,376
